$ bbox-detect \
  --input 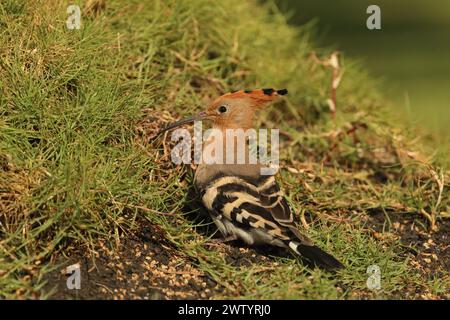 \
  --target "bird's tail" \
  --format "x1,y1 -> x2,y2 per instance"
286,240 -> 344,270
